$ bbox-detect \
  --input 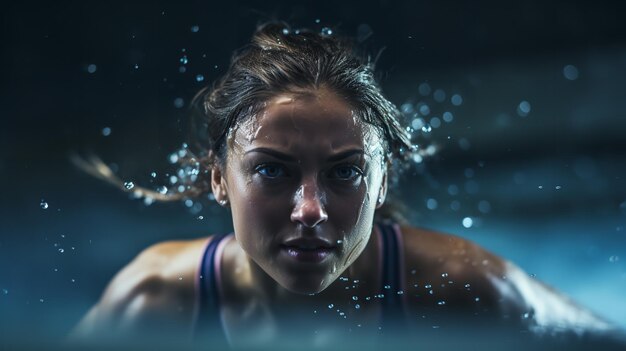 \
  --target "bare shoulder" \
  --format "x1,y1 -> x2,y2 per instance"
71,236 -> 210,340
400,225 -> 619,335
